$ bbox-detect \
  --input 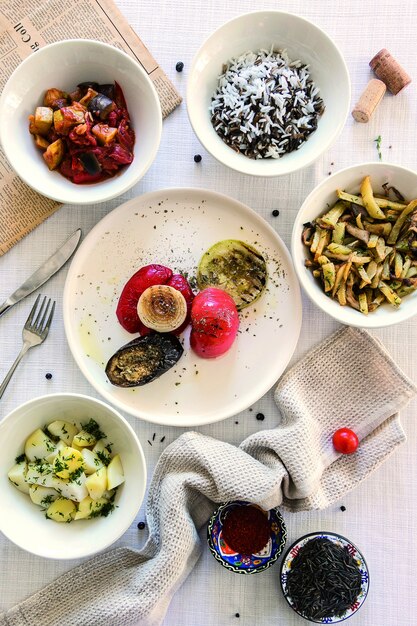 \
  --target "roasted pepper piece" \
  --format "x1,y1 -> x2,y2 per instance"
43,138 -> 65,170
92,123 -> 118,145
